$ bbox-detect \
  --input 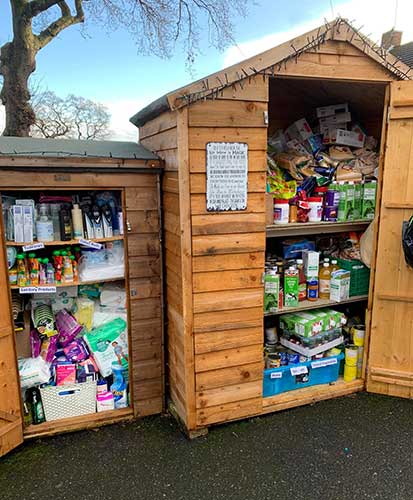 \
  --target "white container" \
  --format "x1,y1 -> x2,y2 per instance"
273,199 -> 289,225
330,269 -> 350,302
302,250 -> 319,279
308,197 -> 323,222
96,391 -> 115,412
